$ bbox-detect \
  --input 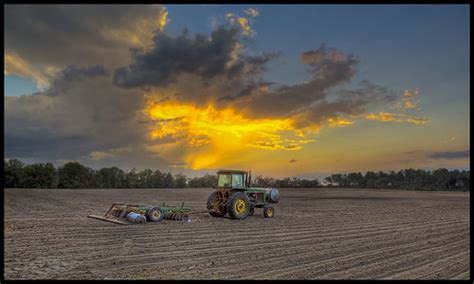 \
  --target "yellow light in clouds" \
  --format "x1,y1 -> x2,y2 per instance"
146,101 -> 314,169
366,112 -> 429,125
328,117 -> 353,127
238,17 -> 251,33
159,9 -> 168,31
226,12 -> 255,36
